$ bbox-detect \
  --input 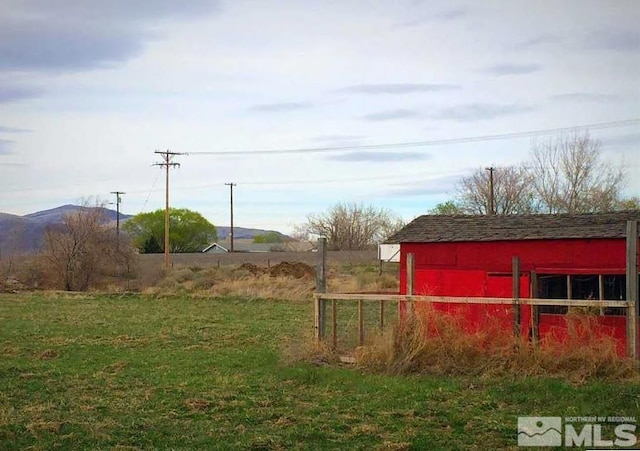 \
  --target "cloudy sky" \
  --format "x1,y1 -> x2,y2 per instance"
1,0 -> 639,233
